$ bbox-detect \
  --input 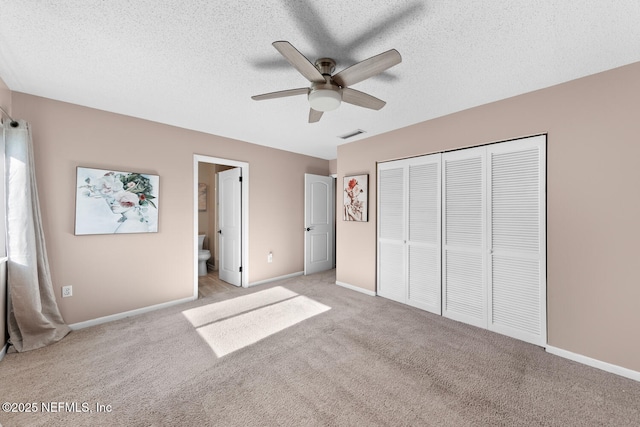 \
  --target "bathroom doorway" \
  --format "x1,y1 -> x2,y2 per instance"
193,155 -> 249,298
